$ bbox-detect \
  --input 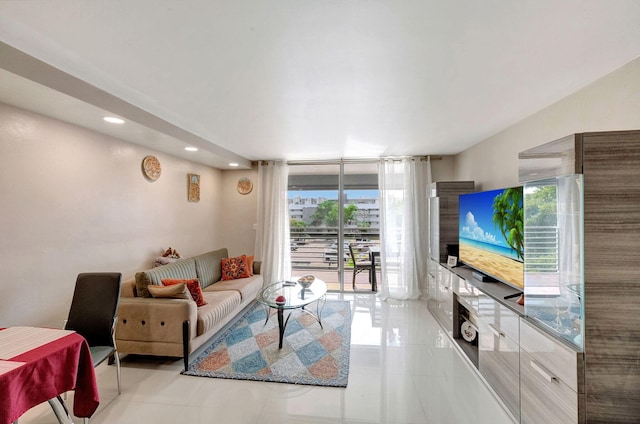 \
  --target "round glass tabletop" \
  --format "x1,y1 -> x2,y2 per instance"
257,277 -> 327,309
